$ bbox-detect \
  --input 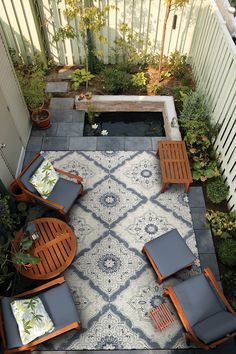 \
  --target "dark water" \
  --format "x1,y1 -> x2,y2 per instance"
83,111 -> 165,137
